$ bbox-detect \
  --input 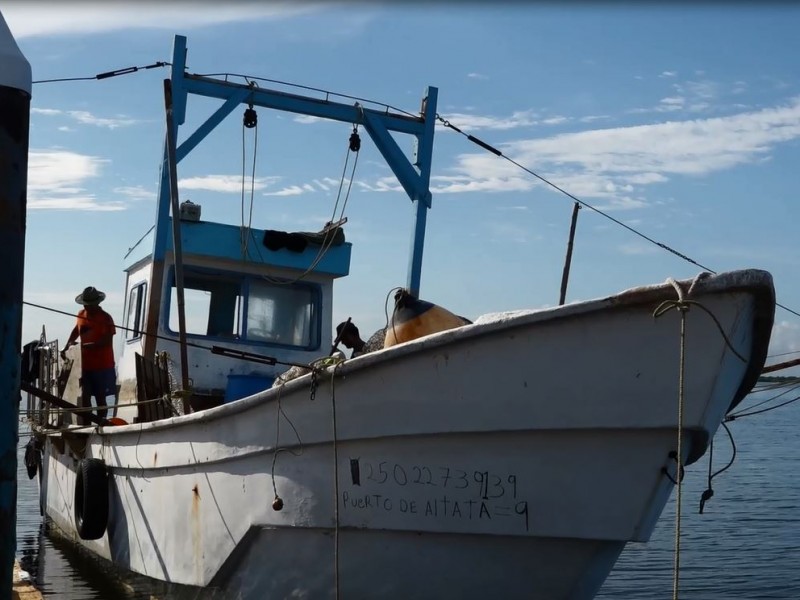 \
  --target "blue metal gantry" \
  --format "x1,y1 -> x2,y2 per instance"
151,35 -> 438,297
